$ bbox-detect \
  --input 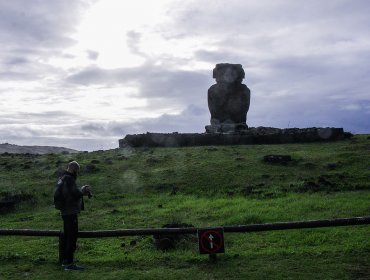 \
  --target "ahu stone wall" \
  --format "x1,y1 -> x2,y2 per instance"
119,127 -> 351,148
